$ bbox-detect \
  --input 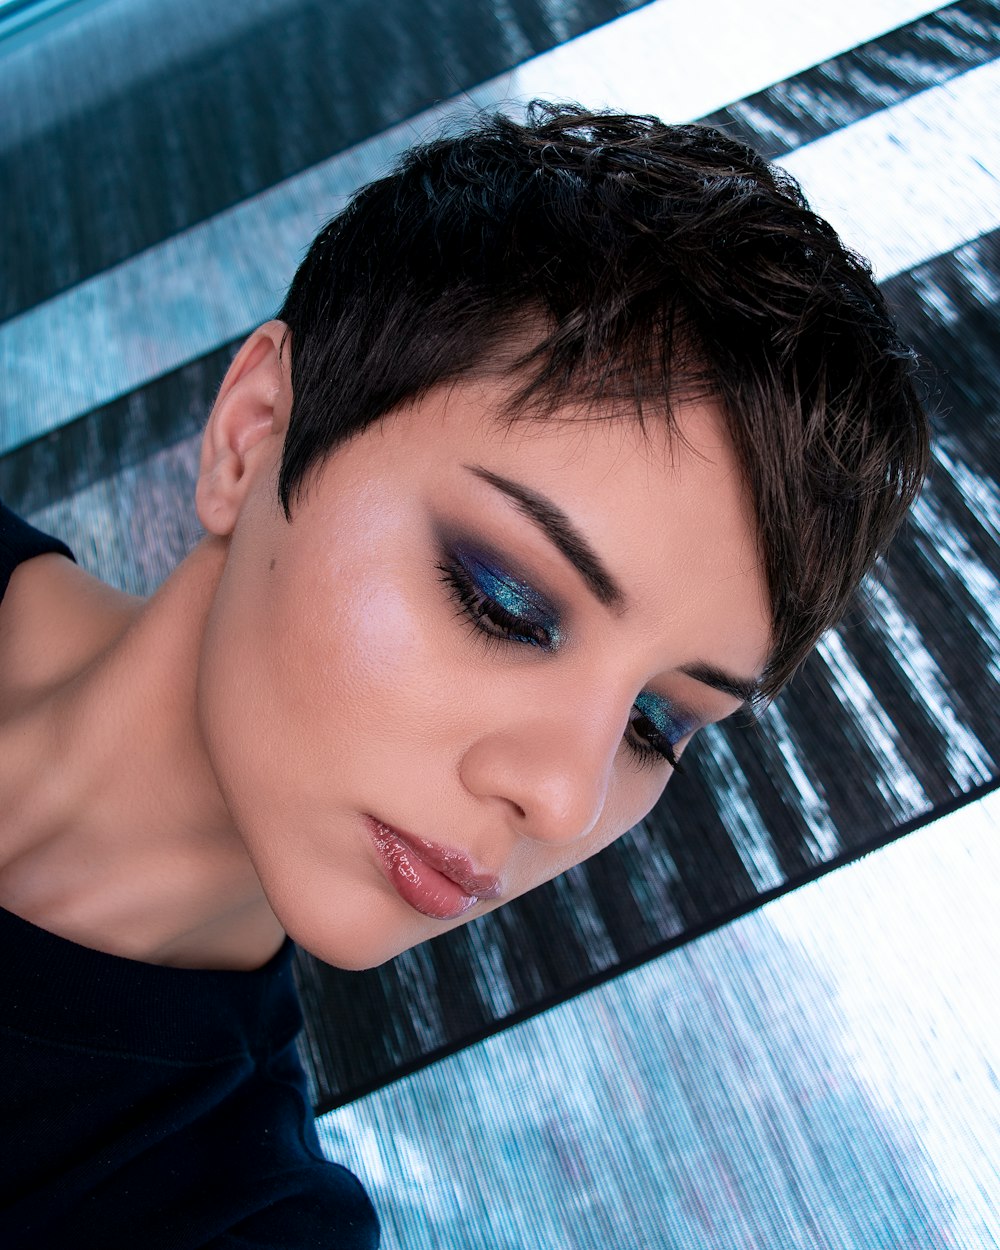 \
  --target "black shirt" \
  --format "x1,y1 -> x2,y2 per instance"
0,502 -> 380,1249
